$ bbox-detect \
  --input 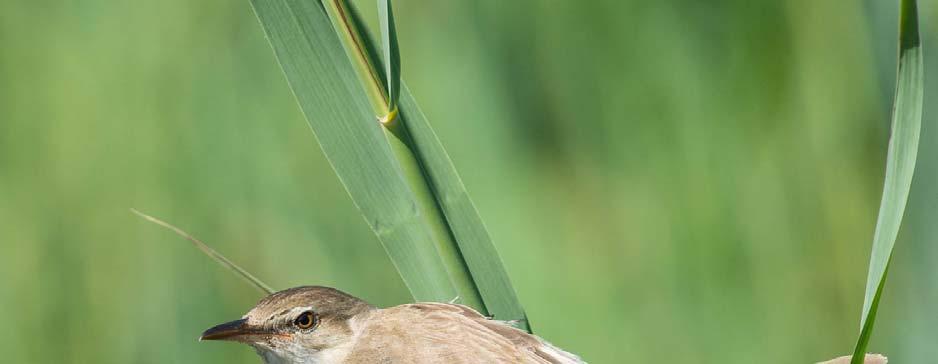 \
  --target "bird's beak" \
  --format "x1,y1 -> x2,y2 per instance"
200,318 -> 263,342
